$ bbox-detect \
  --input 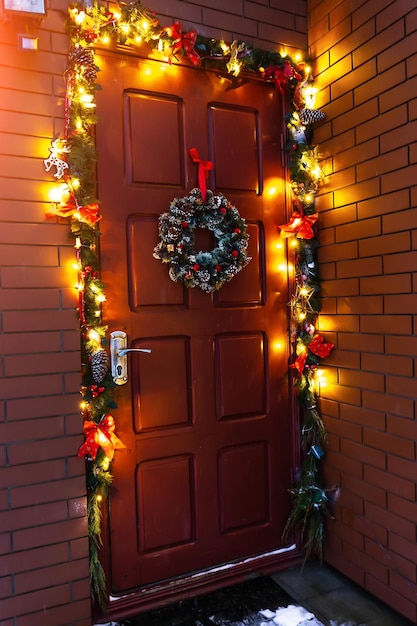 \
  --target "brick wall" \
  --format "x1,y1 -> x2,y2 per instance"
0,1 -> 306,624
309,0 -> 417,622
